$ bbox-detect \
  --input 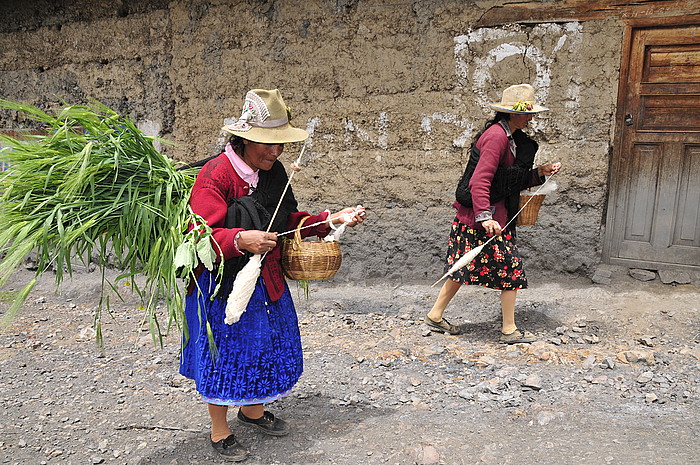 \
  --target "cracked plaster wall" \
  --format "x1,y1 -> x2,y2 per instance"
0,1 -> 625,282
